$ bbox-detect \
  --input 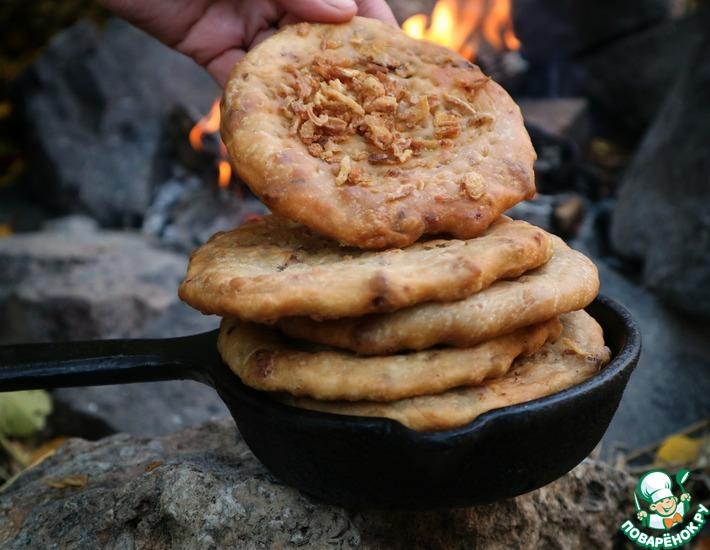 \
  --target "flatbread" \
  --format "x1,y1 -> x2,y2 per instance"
218,316 -> 561,402
222,17 -> 536,249
279,236 -> 597,353
279,310 -> 610,431
179,215 -> 552,323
